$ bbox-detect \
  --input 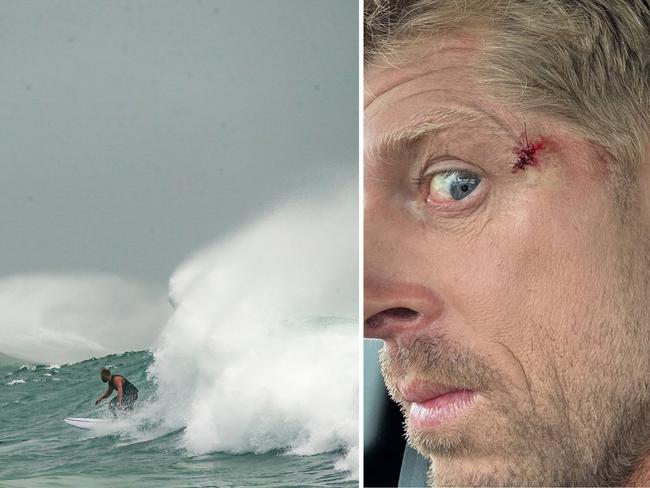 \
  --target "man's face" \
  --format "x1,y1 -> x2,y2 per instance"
364,35 -> 650,486
101,372 -> 109,383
